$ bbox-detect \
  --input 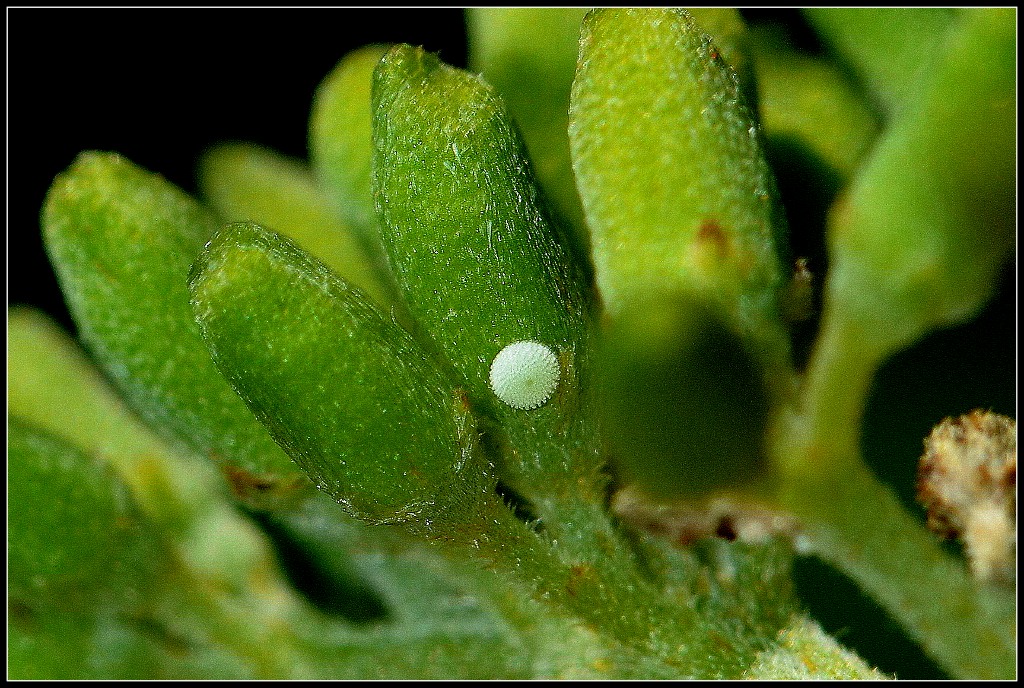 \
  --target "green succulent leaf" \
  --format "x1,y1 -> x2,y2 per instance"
8,418 -> 167,610
467,7 -> 590,249
569,8 -> 791,374
372,44 -> 591,402
7,308 -> 318,677
15,8 -> 1013,680
371,44 -> 606,513
41,152 -> 308,508
470,8 -> 758,255
748,24 -> 879,182
309,44 -> 393,284
803,8 -> 957,117
188,220 -> 493,530
185,225 -> 756,679
8,308 -> 174,470
8,307 -> 303,609
686,8 -> 757,107
823,7 -> 1015,356
198,142 -> 389,306
8,307 -> 203,525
